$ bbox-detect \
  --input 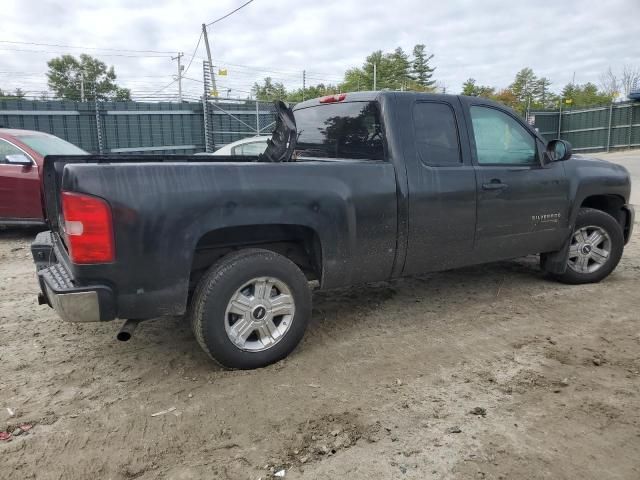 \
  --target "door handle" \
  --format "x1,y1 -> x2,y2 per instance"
482,180 -> 508,191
